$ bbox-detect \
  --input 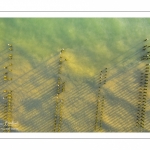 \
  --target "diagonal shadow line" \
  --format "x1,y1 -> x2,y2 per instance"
98,67 -> 150,131
12,63 -> 58,95
103,63 -> 148,98
87,65 -> 147,131
103,90 -> 141,132
15,96 -> 56,132
107,48 -> 143,72
15,48 -> 48,69
14,65 -> 150,131
2,85 -> 57,132
109,39 -> 145,62
0,53 -> 59,130
0,52 -> 58,91
13,54 -> 58,81
10,56 -> 56,89
13,64 -> 149,132
101,48 -> 149,84
12,65 -> 54,87
95,64 -> 144,102
100,121 -> 119,132
0,45 -> 149,131
0,68 -> 142,132
103,40 -> 147,71
3,65 -> 57,111
0,64 -> 58,107
101,68 -> 142,96
16,80 -> 53,100
59,78 -> 96,132
96,57 -> 147,91
17,80 -> 56,104
104,79 -> 138,106
103,68 -> 142,99
12,75 -> 57,104
15,89 -> 55,112
4,57 -> 64,131
14,79 -> 55,100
